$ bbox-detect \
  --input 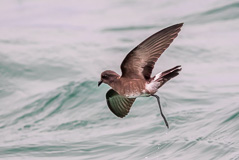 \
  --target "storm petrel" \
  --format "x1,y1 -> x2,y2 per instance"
98,23 -> 183,128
